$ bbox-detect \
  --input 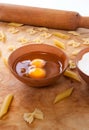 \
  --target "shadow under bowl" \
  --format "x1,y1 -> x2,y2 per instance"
8,44 -> 69,87
76,47 -> 89,84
